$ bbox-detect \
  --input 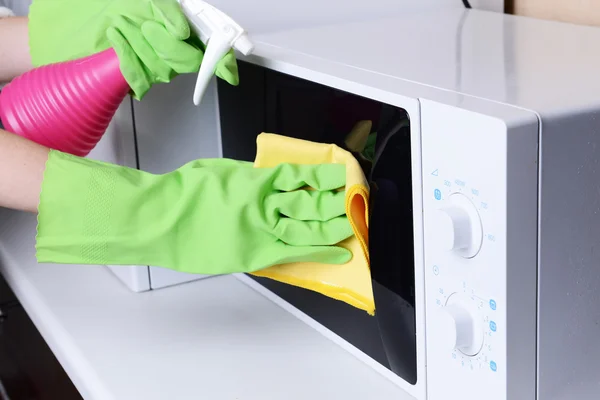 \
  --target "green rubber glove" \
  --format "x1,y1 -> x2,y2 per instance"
35,151 -> 354,274
28,0 -> 239,100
